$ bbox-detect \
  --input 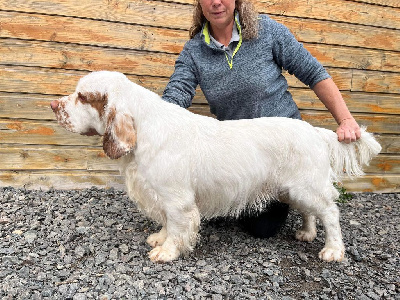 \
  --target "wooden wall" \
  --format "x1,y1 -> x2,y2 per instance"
0,0 -> 399,192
